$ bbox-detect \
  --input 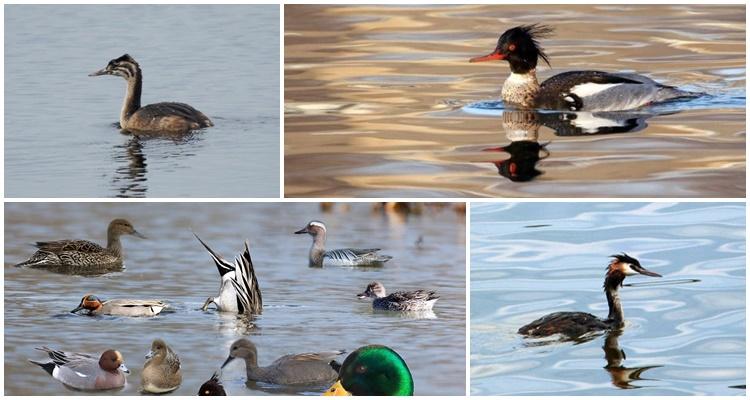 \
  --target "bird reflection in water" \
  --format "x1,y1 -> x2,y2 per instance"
481,108 -> 661,182
602,329 -> 662,389
111,136 -> 147,197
